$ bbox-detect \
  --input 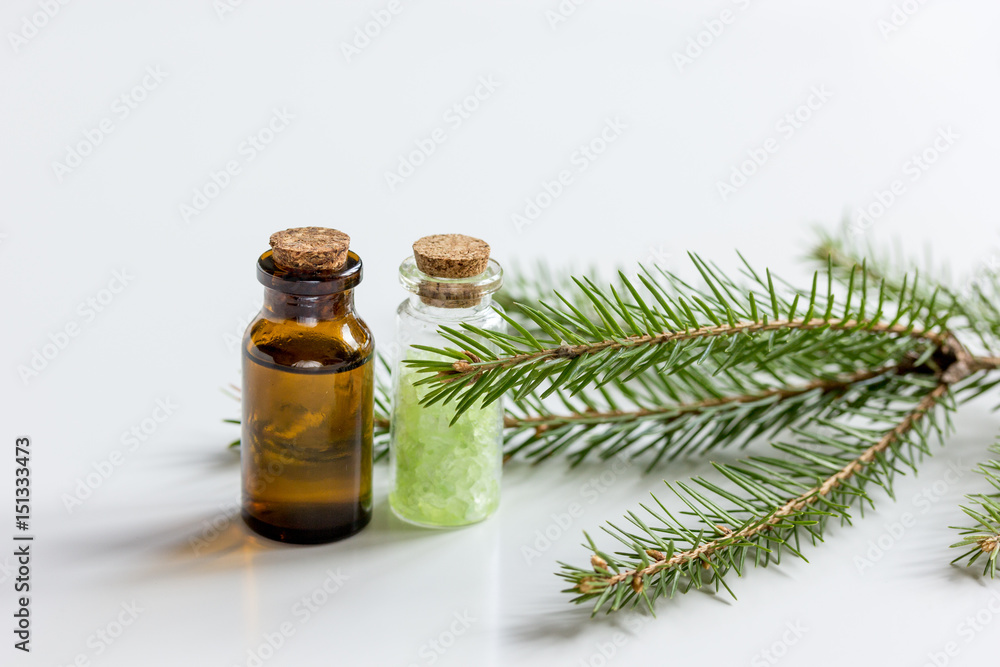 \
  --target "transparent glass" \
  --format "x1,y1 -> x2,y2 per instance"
388,257 -> 505,527
241,250 -> 375,544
